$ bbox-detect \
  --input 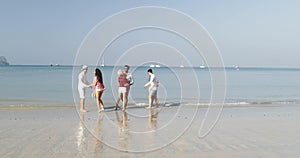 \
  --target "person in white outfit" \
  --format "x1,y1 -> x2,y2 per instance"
144,69 -> 159,108
78,65 -> 92,112
123,65 -> 134,97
